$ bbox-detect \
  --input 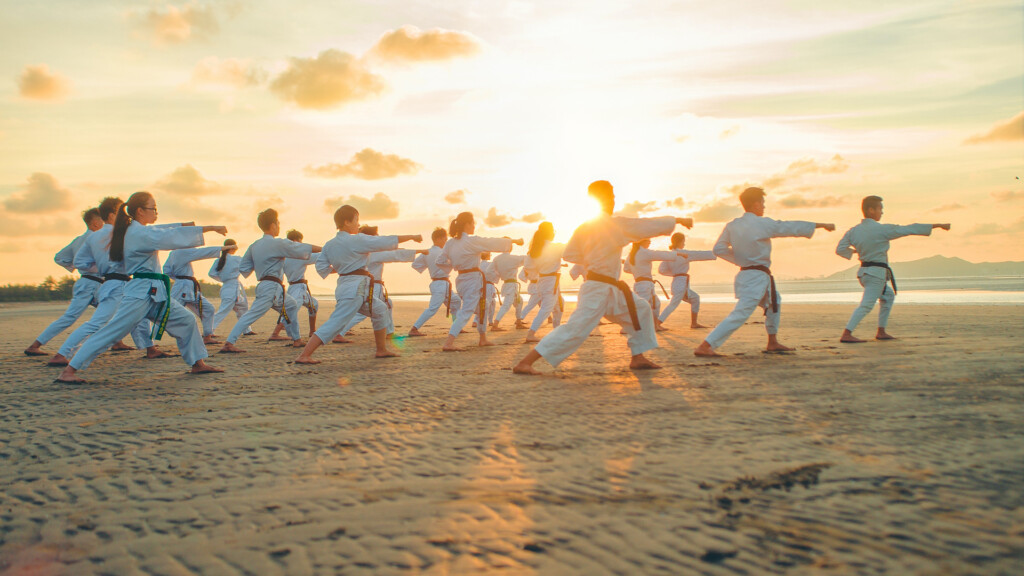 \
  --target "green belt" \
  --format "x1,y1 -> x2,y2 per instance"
134,272 -> 172,340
